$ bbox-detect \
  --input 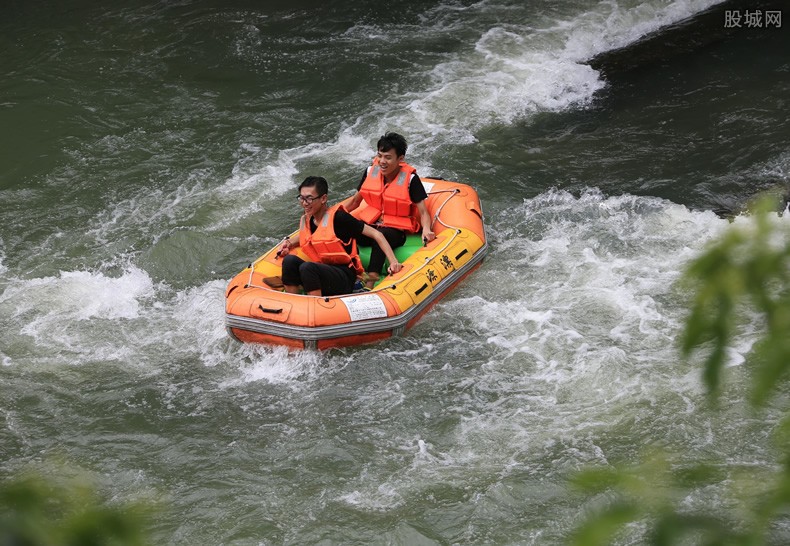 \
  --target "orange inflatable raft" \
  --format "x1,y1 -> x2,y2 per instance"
224,178 -> 487,349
